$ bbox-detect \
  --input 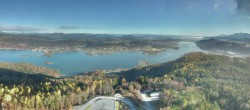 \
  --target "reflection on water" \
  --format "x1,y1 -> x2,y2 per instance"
0,42 -> 203,75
